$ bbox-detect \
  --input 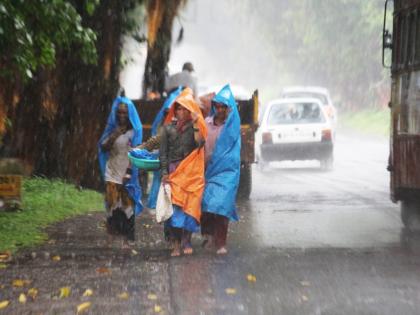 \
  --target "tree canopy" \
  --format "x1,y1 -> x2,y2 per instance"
0,0 -> 188,189
237,0 -> 388,108
0,0 -> 98,81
